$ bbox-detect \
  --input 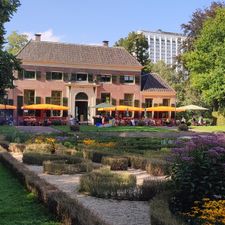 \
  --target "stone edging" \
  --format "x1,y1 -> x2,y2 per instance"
0,148 -> 111,225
